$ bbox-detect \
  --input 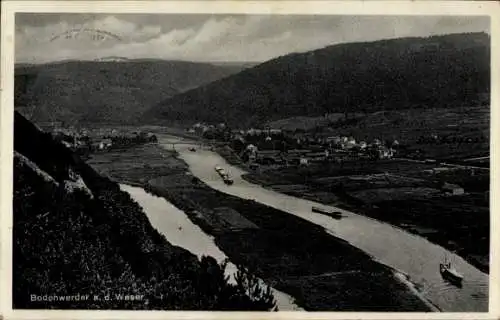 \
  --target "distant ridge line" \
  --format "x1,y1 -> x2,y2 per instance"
94,56 -> 130,62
